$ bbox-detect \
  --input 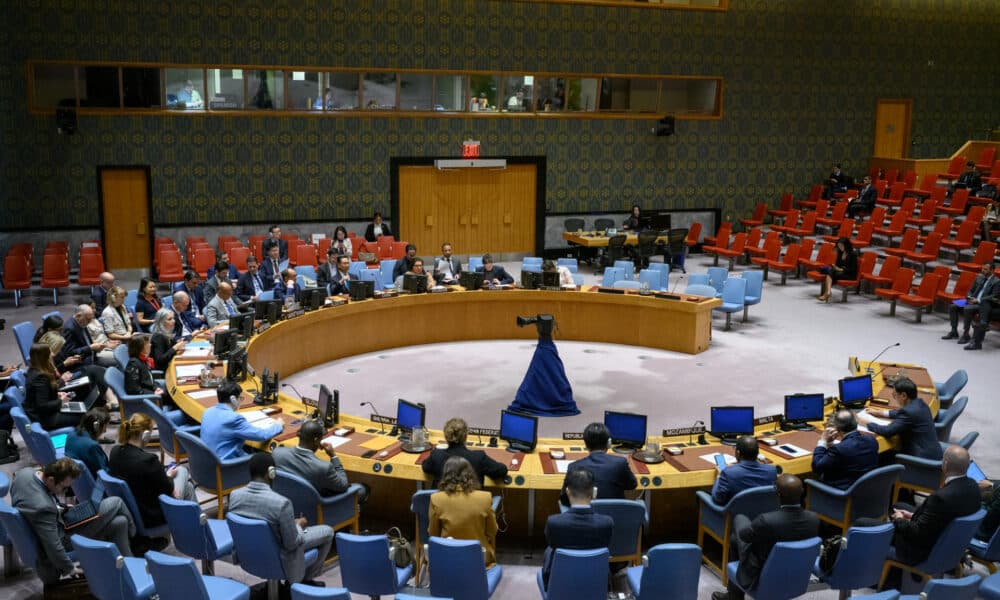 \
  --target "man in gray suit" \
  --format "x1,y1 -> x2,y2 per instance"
10,458 -> 136,584
229,453 -> 334,585
203,281 -> 241,327
273,420 -> 350,496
